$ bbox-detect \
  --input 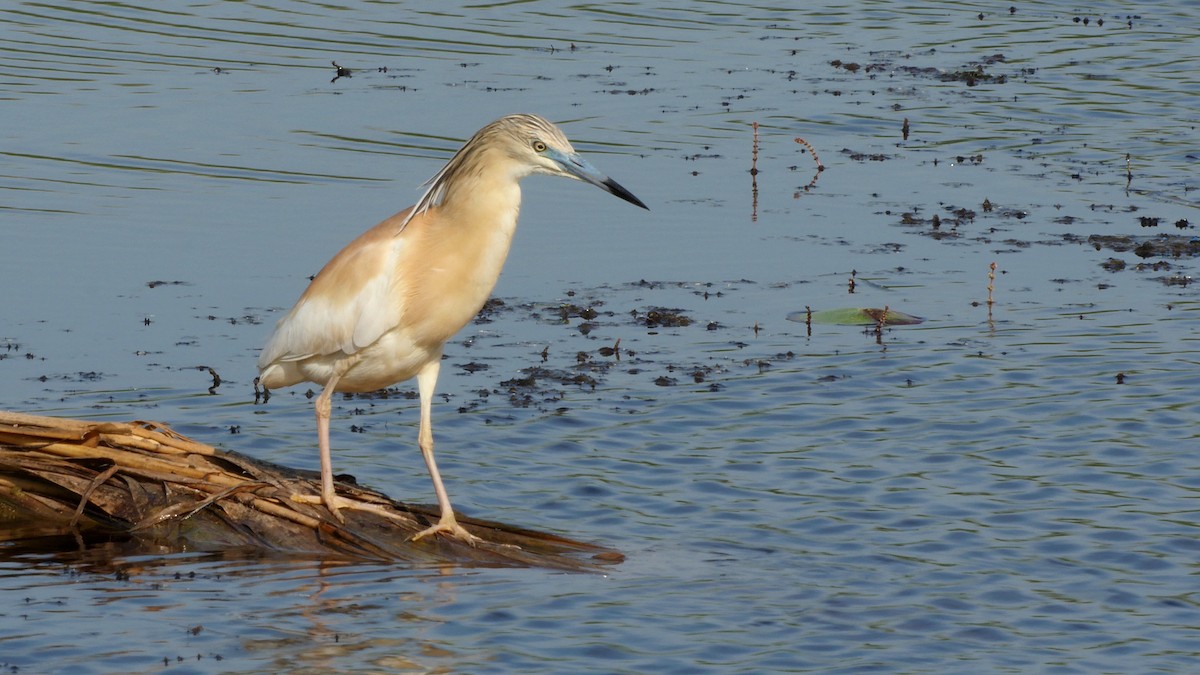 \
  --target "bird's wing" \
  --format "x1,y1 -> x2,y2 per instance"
258,215 -> 408,369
